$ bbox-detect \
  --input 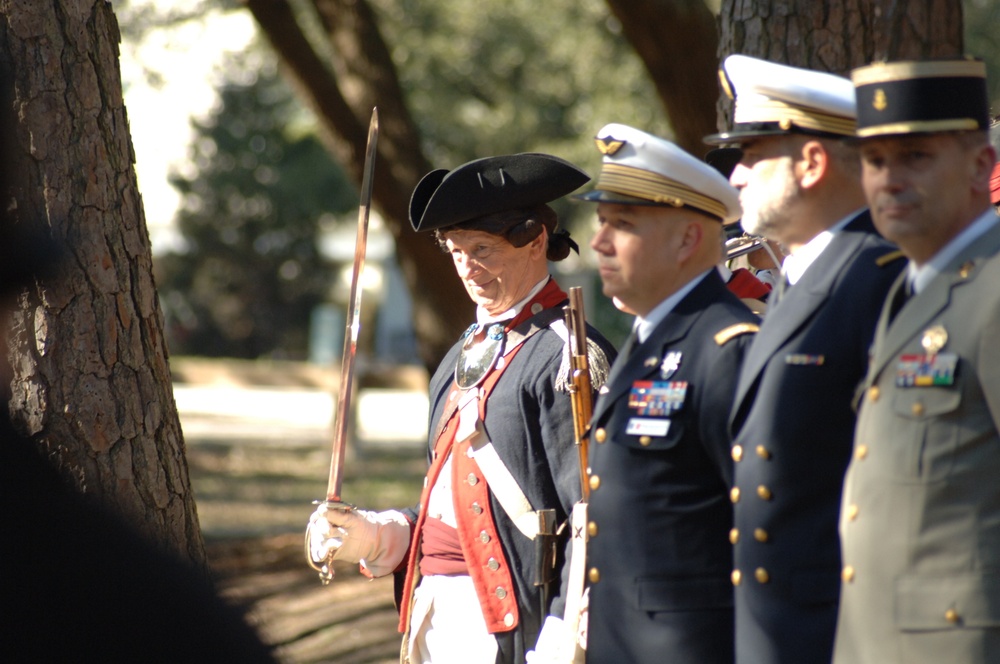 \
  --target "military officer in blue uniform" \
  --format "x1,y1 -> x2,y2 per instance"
835,58 -> 1000,664
579,123 -> 759,664
703,55 -> 905,664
